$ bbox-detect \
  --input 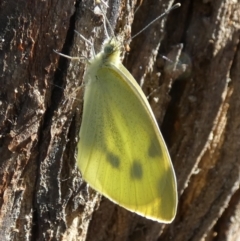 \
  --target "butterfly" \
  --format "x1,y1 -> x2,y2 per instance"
77,30 -> 177,222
